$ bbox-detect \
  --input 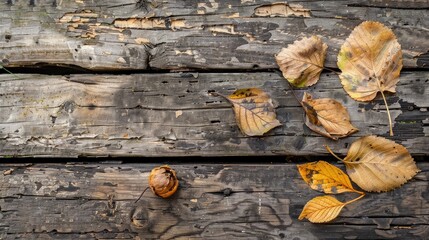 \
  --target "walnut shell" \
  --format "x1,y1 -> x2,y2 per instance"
149,165 -> 179,198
